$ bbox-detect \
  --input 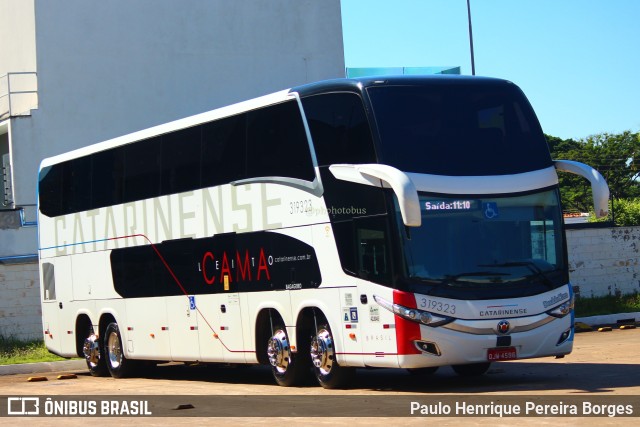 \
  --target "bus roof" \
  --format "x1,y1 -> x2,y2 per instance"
290,74 -> 513,98
39,88 -> 293,169
40,75 -> 514,169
